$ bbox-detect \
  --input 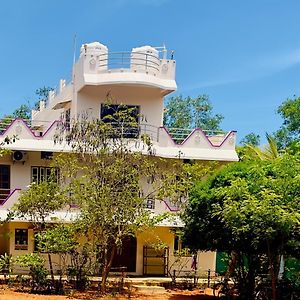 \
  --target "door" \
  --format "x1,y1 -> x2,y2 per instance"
112,236 -> 137,272
143,246 -> 168,276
